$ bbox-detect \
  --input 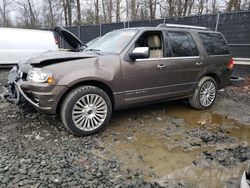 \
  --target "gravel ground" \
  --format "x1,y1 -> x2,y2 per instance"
0,69 -> 250,188
0,70 -> 164,187
201,145 -> 250,167
225,77 -> 250,106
